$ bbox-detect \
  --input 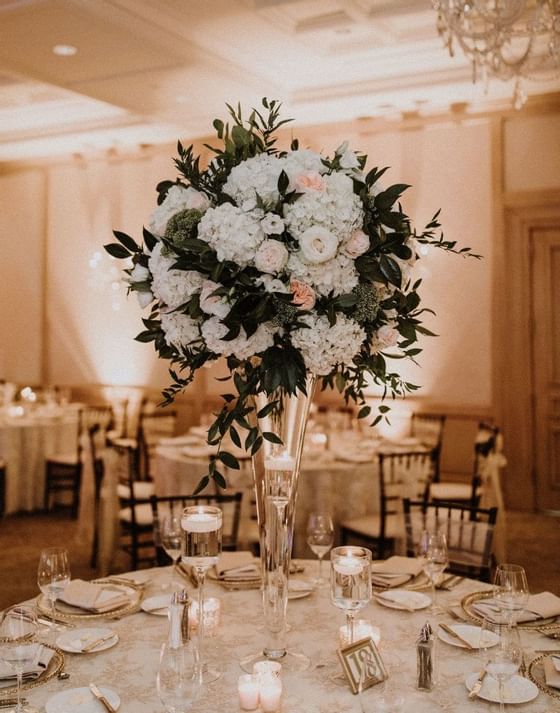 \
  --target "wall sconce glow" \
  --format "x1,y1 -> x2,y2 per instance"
52,44 -> 78,56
